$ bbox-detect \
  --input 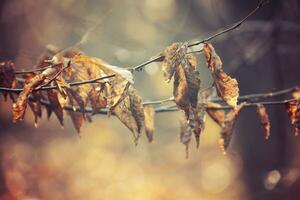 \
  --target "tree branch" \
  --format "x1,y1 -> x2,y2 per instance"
0,74 -> 116,93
